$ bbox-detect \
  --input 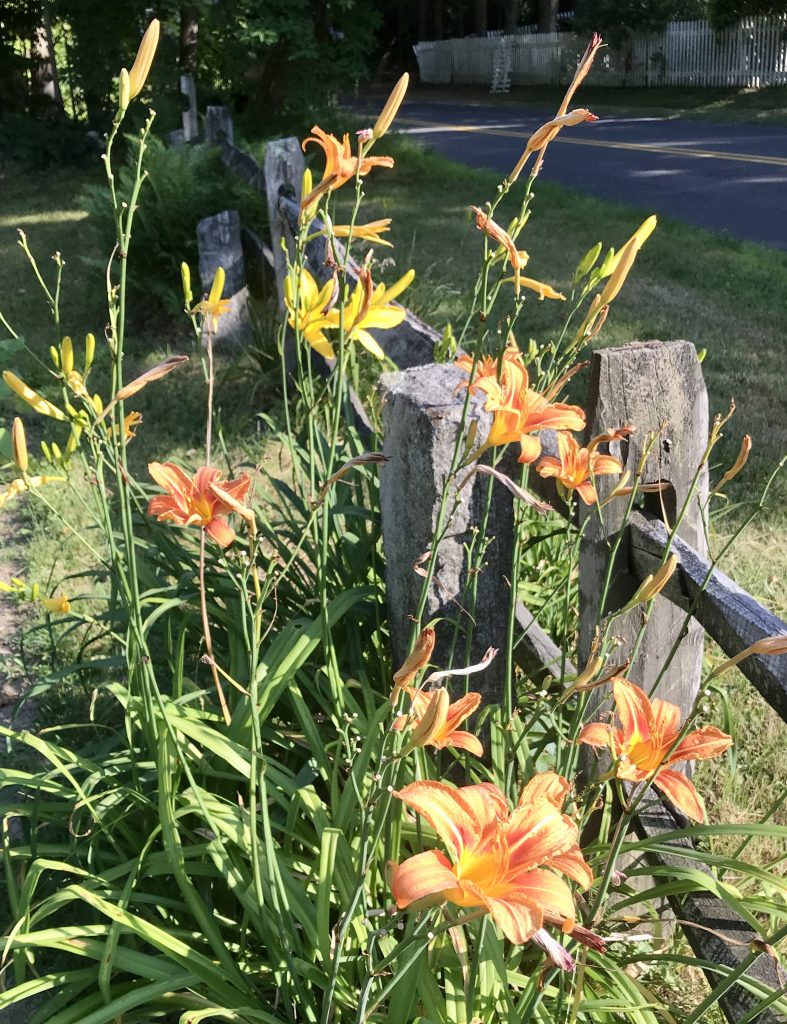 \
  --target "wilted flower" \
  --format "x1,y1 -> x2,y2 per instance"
391,626 -> 436,703
42,595 -> 70,614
